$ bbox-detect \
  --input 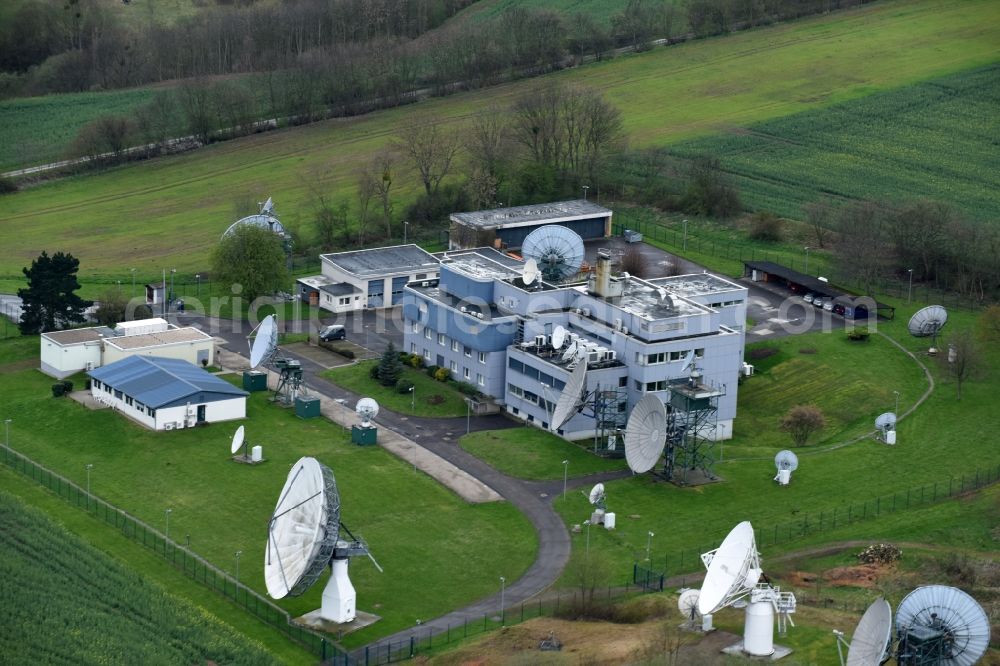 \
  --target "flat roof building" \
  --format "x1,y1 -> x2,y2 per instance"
449,200 -> 612,250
